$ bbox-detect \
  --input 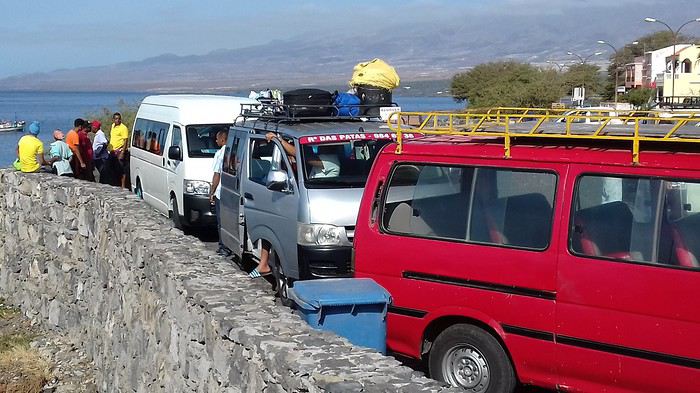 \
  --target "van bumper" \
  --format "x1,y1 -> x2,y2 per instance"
297,245 -> 353,279
182,194 -> 217,227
